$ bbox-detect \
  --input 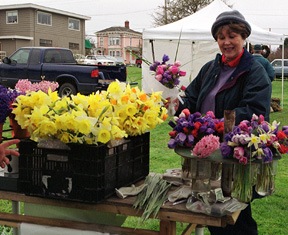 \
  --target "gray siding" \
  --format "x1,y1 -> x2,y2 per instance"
0,6 -> 86,56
